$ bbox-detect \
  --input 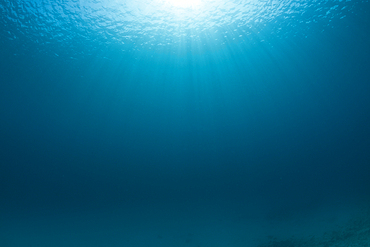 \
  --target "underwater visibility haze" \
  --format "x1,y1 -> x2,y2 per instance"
1,0 -> 370,246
